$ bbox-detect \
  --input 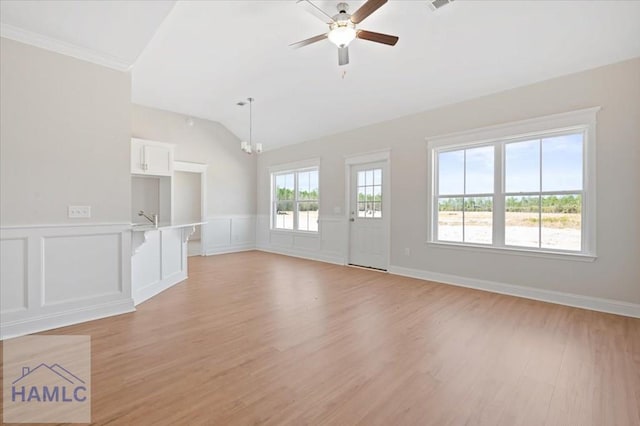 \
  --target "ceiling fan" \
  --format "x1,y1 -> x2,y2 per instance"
291,0 -> 399,66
